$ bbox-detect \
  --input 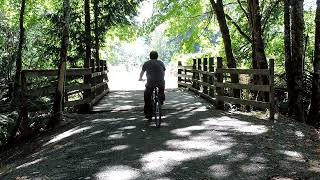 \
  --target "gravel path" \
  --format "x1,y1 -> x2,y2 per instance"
1,89 -> 320,180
